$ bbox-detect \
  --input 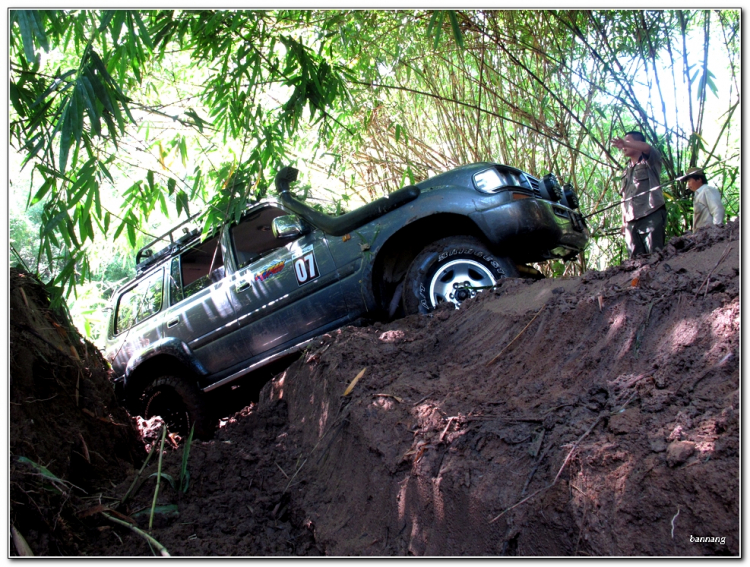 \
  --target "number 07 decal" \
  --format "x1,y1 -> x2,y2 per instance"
293,251 -> 319,286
